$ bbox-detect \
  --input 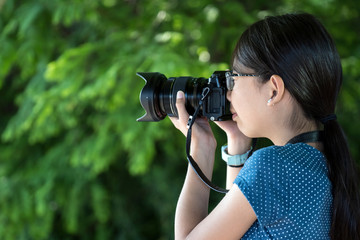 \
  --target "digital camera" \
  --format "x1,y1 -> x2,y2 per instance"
136,71 -> 231,122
